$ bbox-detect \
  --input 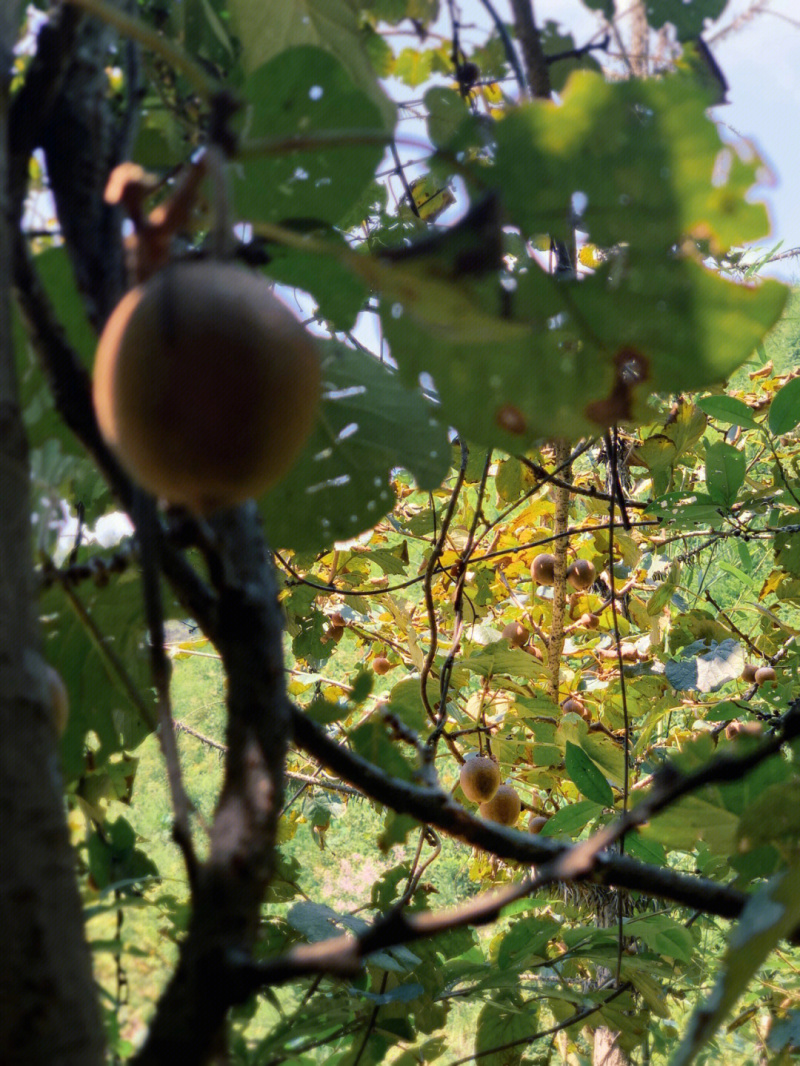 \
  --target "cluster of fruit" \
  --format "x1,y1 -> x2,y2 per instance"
459,755 -> 548,834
